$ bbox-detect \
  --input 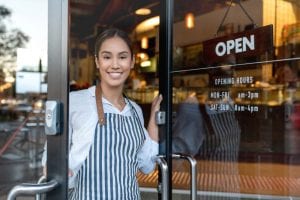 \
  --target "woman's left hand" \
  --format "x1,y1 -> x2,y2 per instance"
147,94 -> 163,142
151,94 -> 163,114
